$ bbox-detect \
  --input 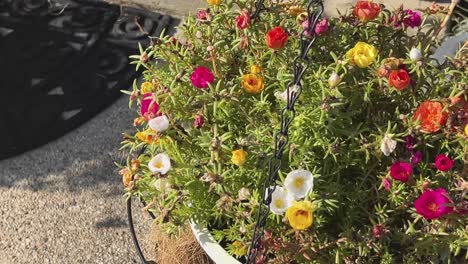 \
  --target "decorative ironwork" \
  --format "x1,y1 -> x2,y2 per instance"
246,1 -> 324,263
0,0 -> 179,160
